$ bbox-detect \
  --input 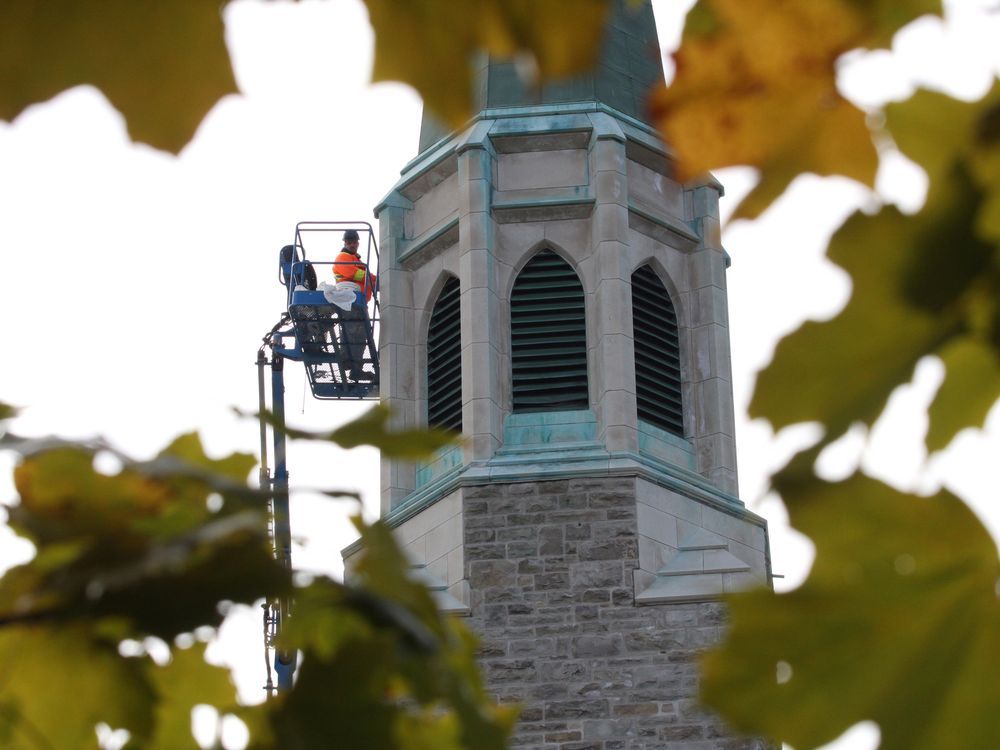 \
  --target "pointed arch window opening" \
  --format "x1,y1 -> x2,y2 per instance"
427,276 -> 463,432
631,264 -> 684,437
511,249 -> 589,412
